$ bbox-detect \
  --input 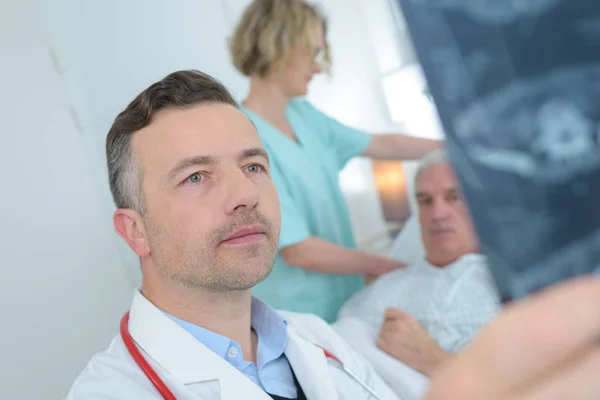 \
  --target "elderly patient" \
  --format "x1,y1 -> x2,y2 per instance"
334,150 -> 500,397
